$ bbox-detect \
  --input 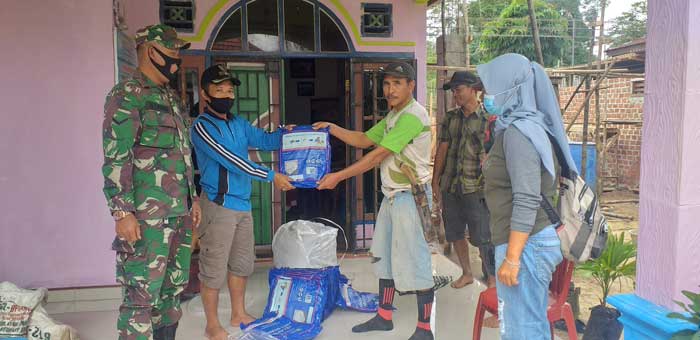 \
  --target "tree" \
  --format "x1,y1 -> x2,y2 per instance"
466,0 -> 512,65
478,0 -> 569,67
580,0 -> 601,25
608,1 -> 646,47
466,0 -> 592,66
550,0 -> 596,65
